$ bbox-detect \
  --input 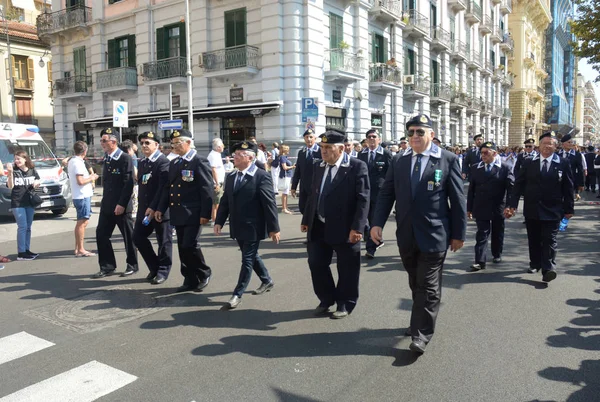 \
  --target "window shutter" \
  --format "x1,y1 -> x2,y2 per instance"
4,58 -> 8,80
236,9 -> 246,46
179,22 -> 186,57
107,39 -> 116,68
11,56 -> 16,79
370,32 -> 376,63
383,37 -> 388,63
27,58 -> 35,80
128,35 -> 136,67
225,11 -> 235,48
47,61 -> 52,82
156,27 -> 165,60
